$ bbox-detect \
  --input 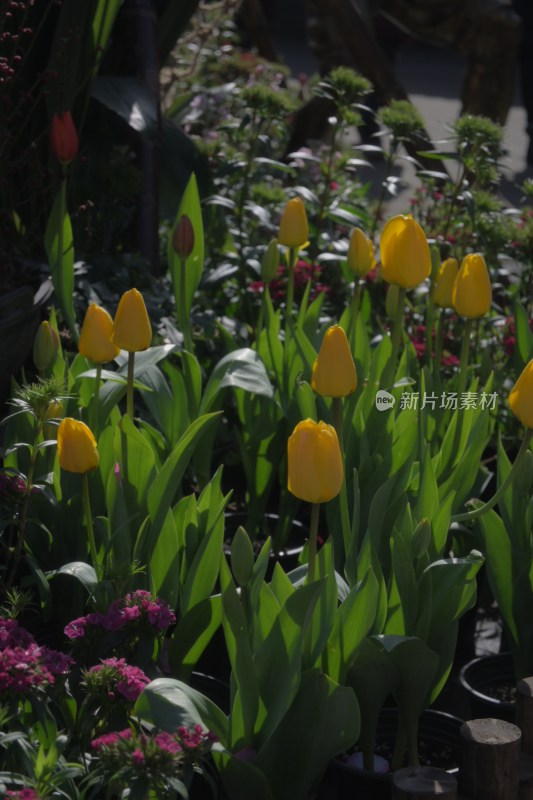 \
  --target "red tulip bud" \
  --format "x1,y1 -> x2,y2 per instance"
50,111 -> 79,164
172,215 -> 195,259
